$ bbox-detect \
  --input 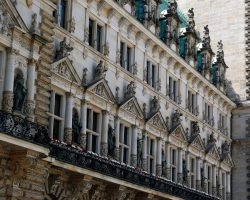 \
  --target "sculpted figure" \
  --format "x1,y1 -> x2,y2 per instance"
95,60 -> 108,79
13,74 -> 27,112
